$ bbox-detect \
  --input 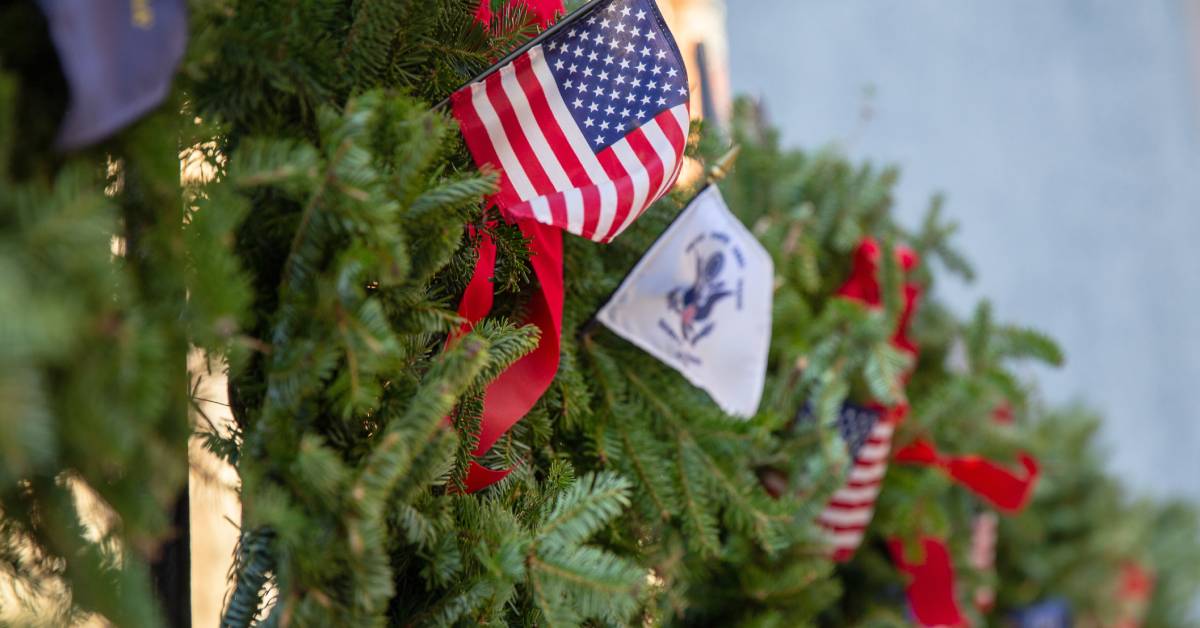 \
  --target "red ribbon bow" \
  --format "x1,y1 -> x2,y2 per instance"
474,0 -> 565,29
894,440 -> 1040,513
452,223 -> 564,491
836,237 -> 921,361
